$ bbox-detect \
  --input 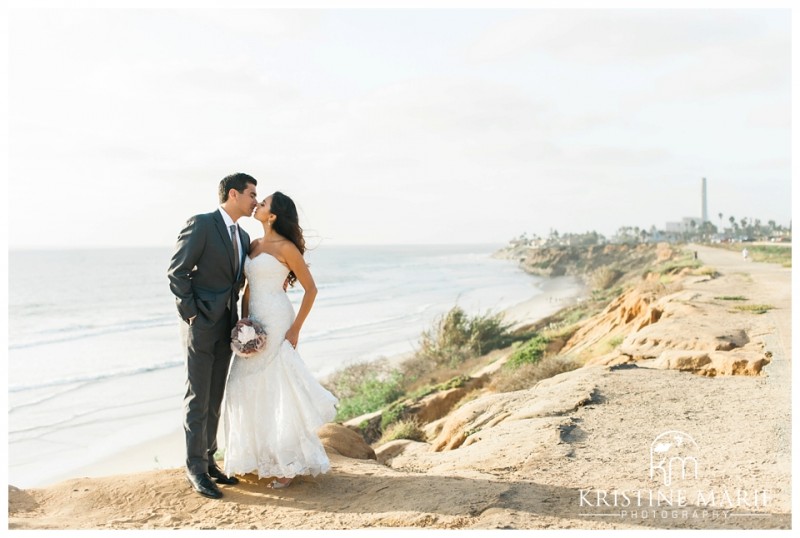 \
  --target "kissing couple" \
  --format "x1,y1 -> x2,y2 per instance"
168,173 -> 338,499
